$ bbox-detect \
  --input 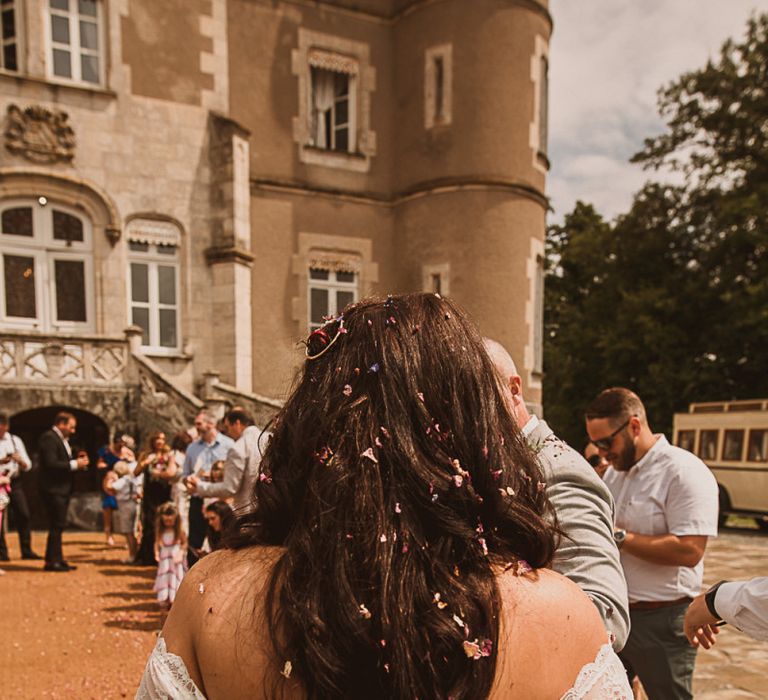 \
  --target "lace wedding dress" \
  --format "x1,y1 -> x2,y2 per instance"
136,637 -> 632,699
